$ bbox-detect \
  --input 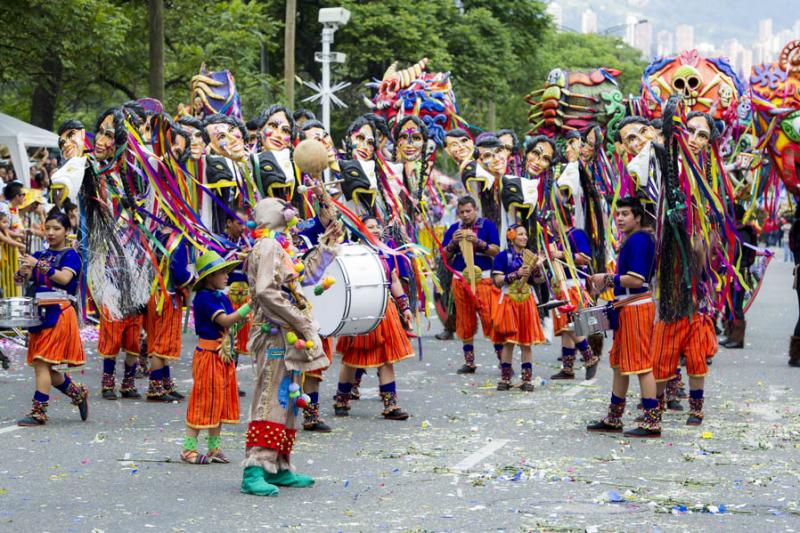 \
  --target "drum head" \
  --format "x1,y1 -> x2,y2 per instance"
303,257 -> 348,337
